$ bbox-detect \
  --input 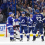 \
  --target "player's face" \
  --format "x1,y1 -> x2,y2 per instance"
22,14 -> 25,17
30,14 -> 33,18
11,14 -> 14,17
